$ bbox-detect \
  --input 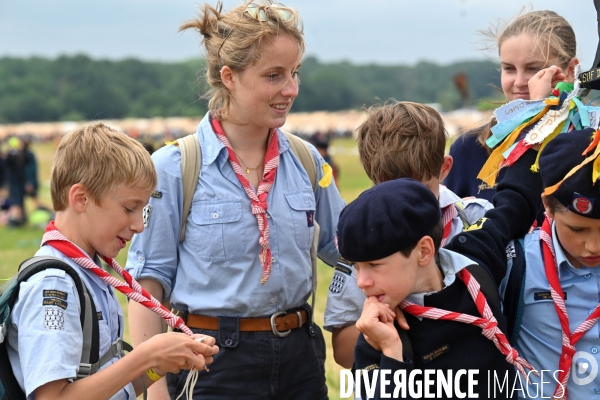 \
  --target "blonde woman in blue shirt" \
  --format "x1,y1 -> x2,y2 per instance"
125,2 -> 345,399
